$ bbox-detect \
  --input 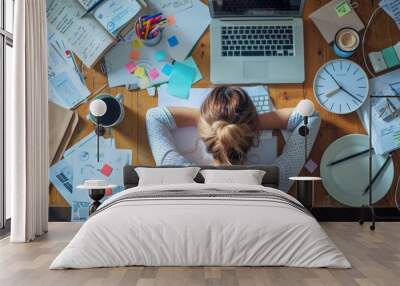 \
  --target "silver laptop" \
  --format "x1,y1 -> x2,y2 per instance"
209,0 -> 305,84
